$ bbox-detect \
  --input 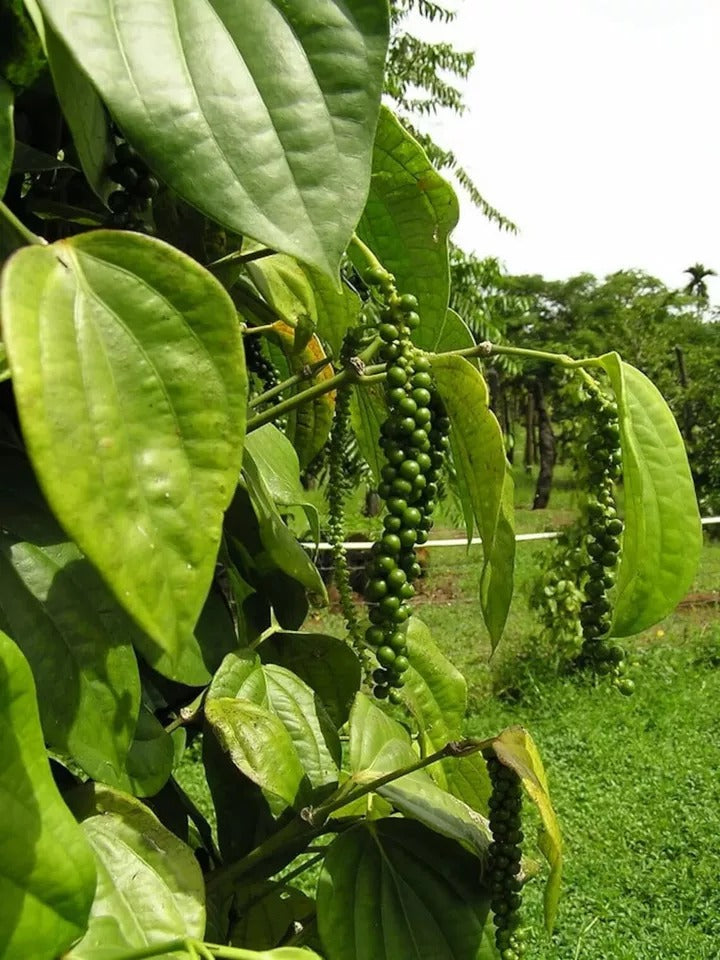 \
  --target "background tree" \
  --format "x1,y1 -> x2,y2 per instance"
683,262 -> 717,302
386,0 -> 516,231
